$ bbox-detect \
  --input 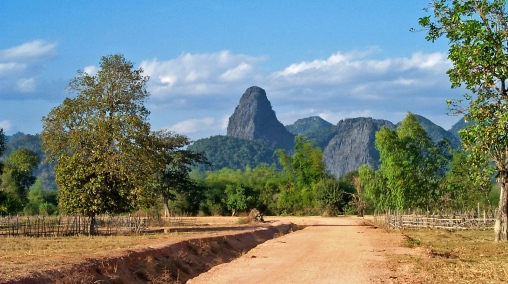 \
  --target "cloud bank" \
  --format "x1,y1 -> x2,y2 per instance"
0,41 -> 461,138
